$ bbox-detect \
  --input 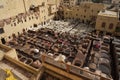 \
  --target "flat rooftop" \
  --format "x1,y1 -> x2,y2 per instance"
98,10 -> 118,18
